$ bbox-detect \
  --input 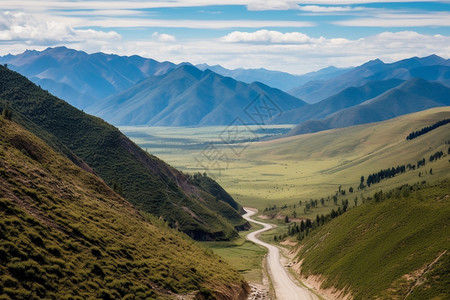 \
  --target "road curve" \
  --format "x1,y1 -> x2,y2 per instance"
243,207 -> 318,300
